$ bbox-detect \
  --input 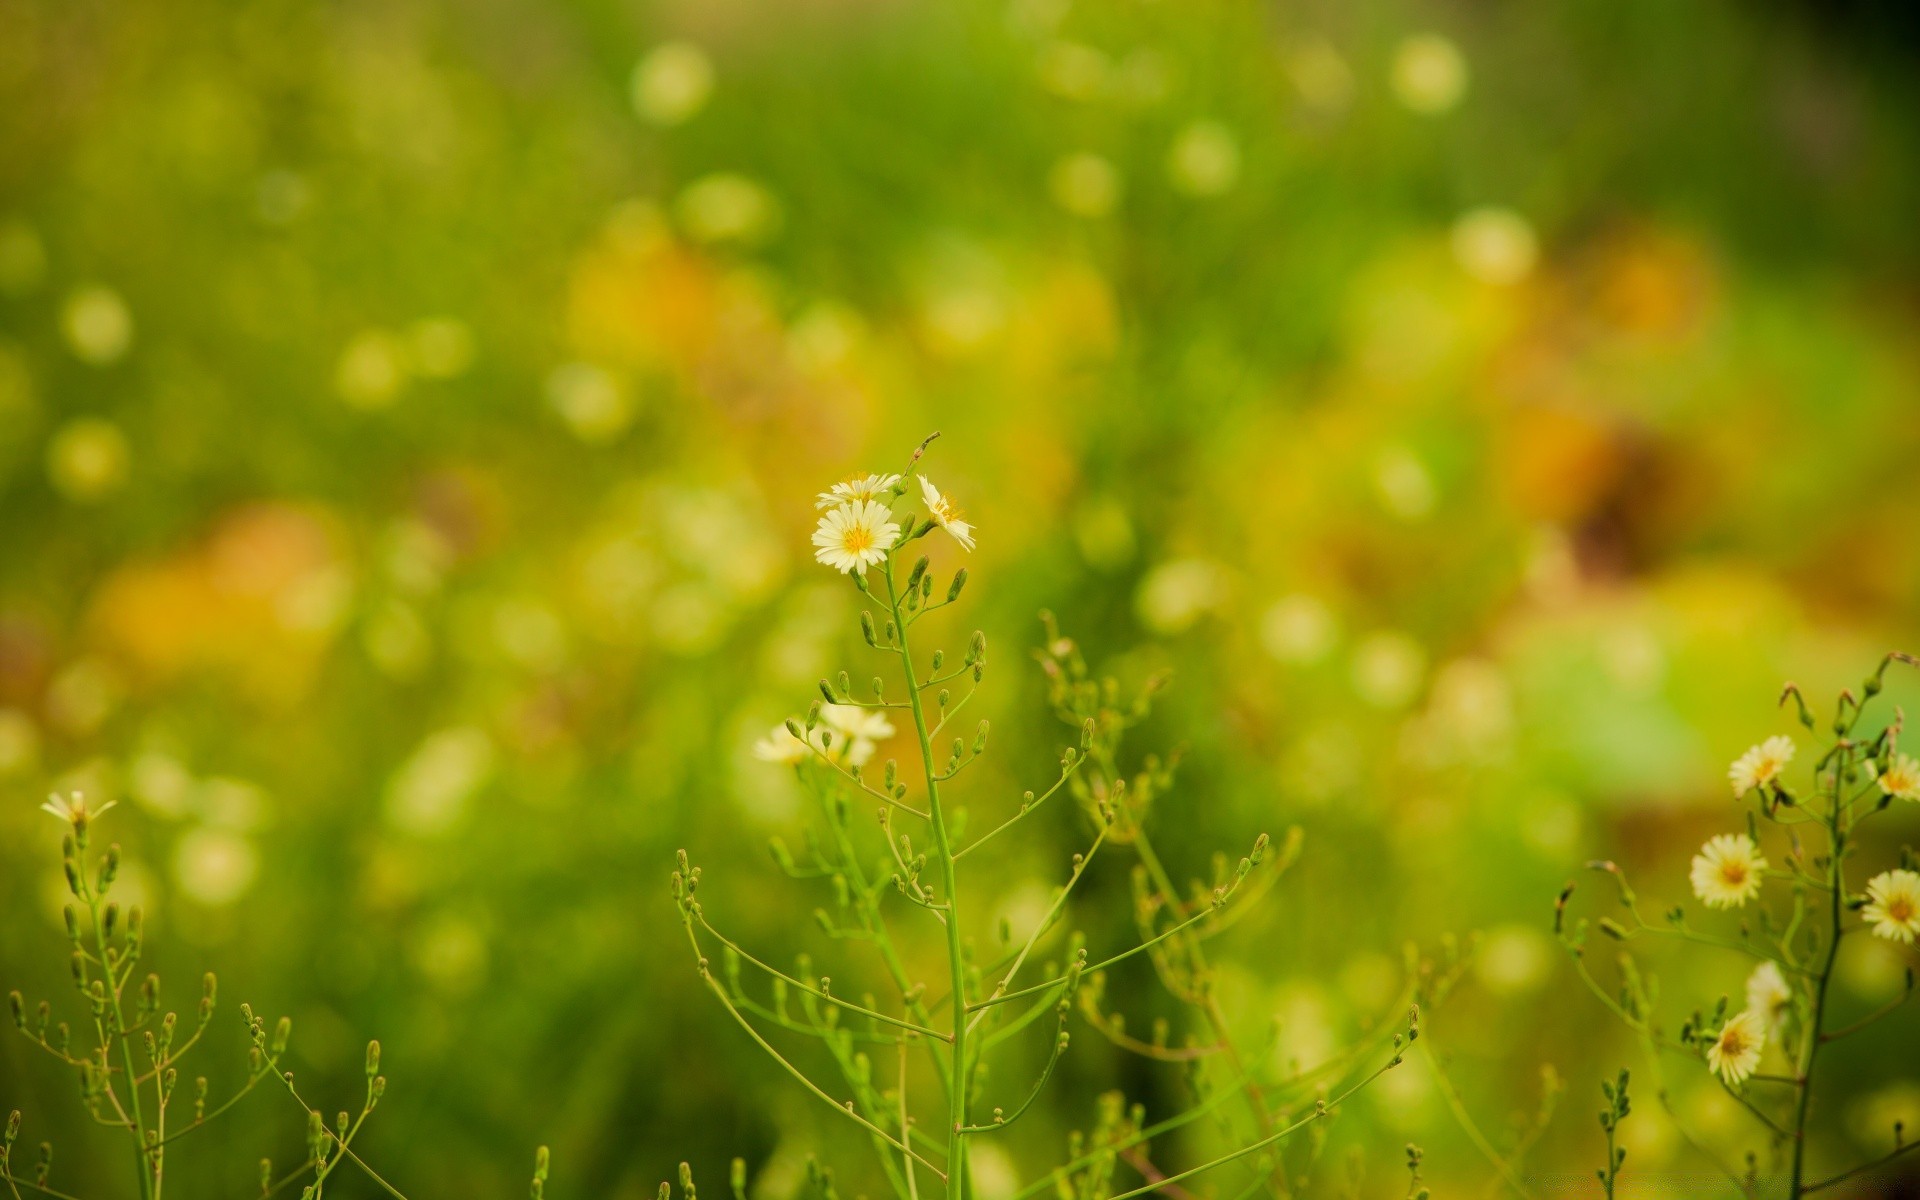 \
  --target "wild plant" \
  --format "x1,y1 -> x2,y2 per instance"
671,435 -> 1420,1200
5,793 -> 551,1200
1556,655 -> 1920,1198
